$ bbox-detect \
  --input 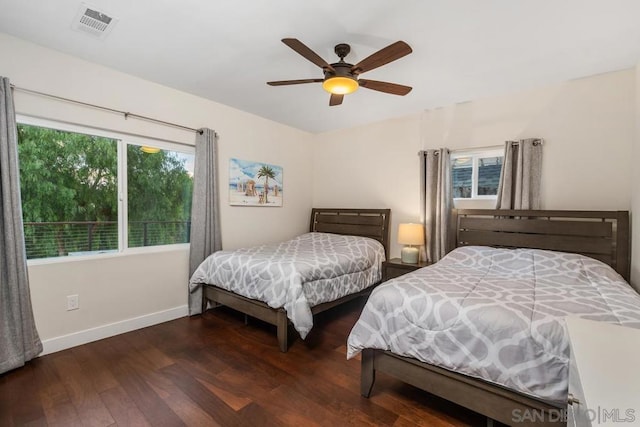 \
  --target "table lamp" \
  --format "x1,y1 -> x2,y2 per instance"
398,223 -> 424,264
